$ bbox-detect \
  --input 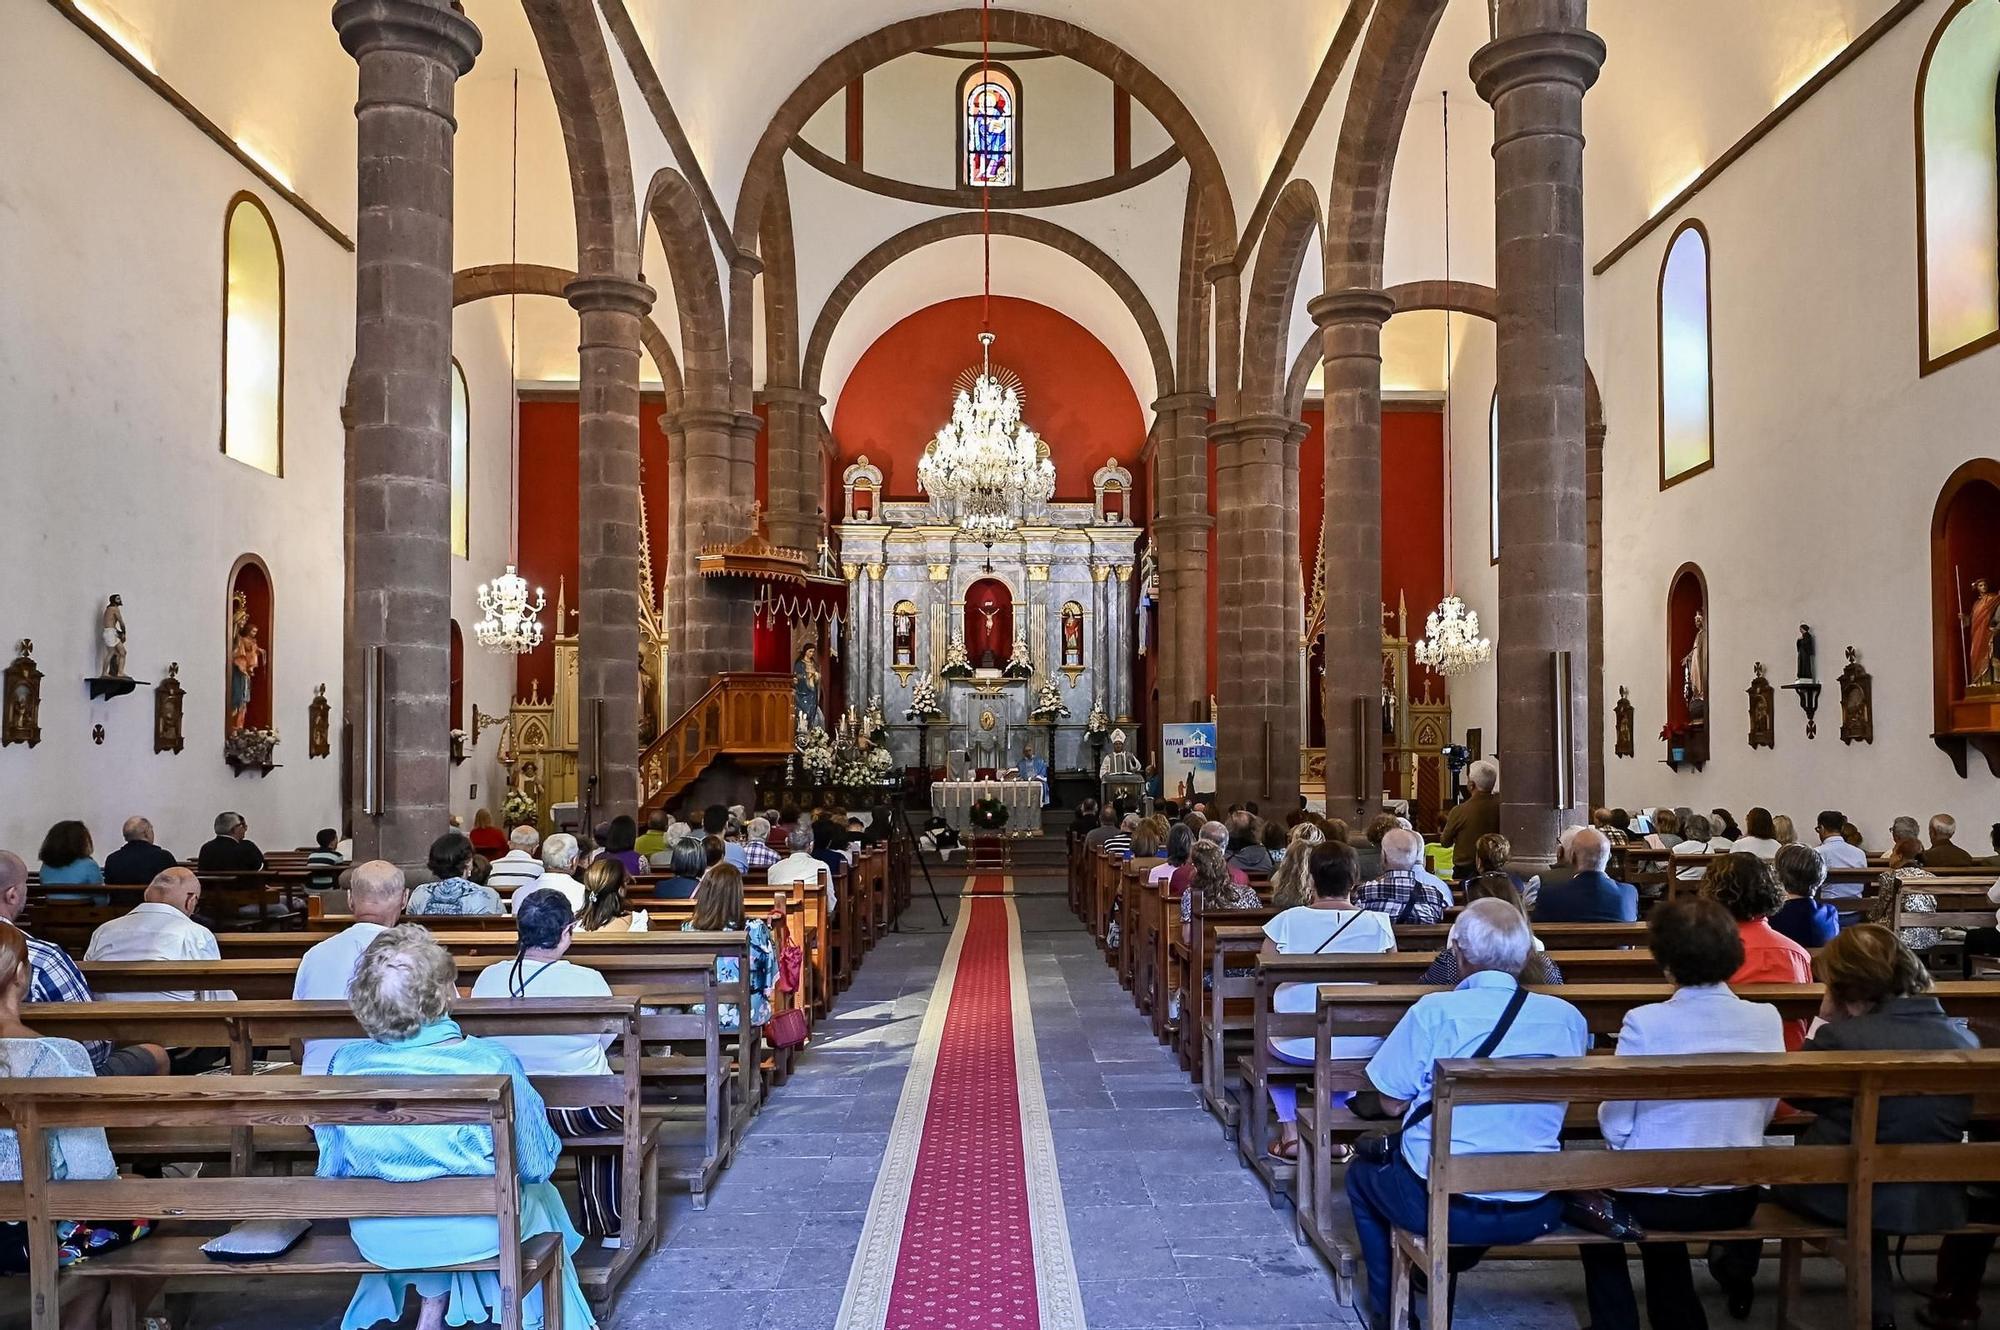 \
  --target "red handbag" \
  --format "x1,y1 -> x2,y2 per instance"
766,1004 -> 809,1049
770,908 -> 804,995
